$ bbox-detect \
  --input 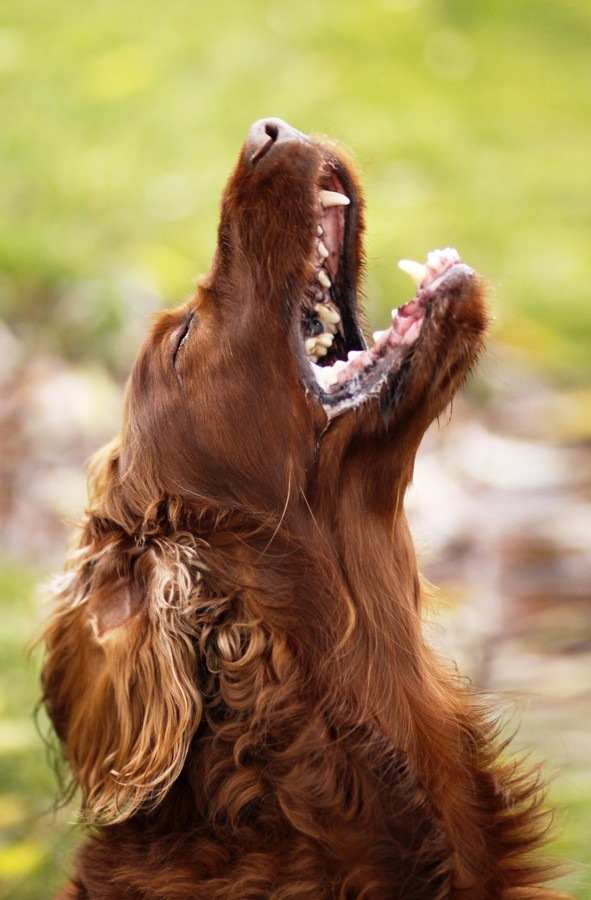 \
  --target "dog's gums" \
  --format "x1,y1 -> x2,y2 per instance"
39,119 -> 564,899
